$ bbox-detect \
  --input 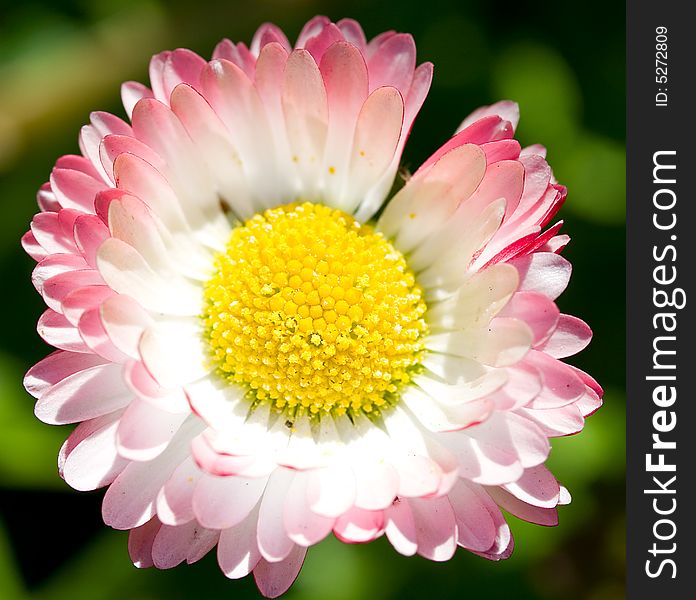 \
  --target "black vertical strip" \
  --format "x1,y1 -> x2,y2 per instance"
626,1 -> 694,598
